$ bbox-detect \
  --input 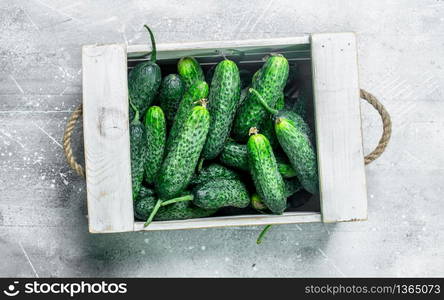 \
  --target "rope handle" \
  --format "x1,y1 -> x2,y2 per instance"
63,89 -> 392,177
63,104 -> 85,177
